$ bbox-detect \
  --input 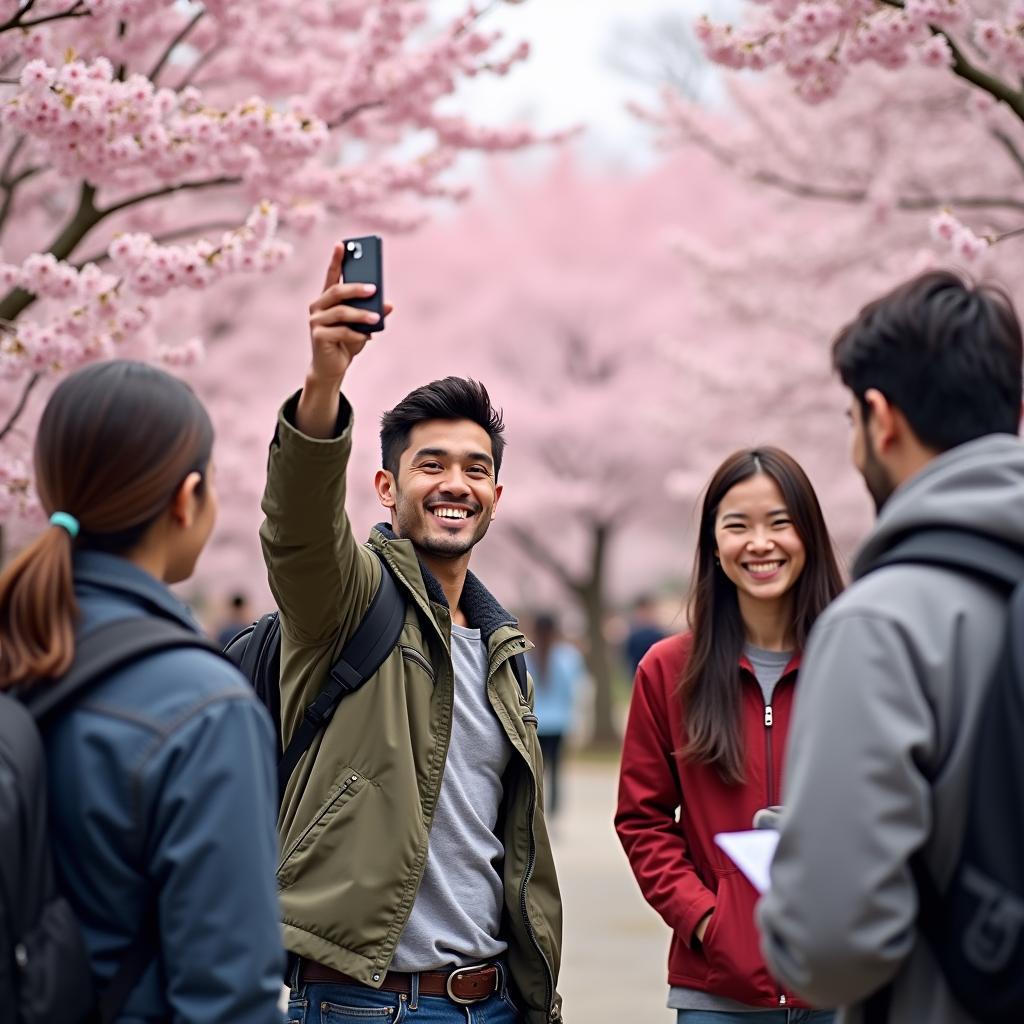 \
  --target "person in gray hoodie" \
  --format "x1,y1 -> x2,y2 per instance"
757,269 -> 1024,1024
